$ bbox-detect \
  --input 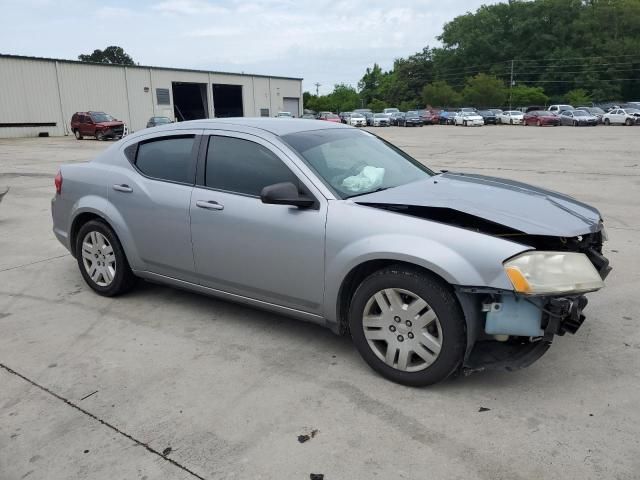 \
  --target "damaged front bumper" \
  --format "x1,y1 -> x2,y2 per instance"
460,293 -> 590,374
